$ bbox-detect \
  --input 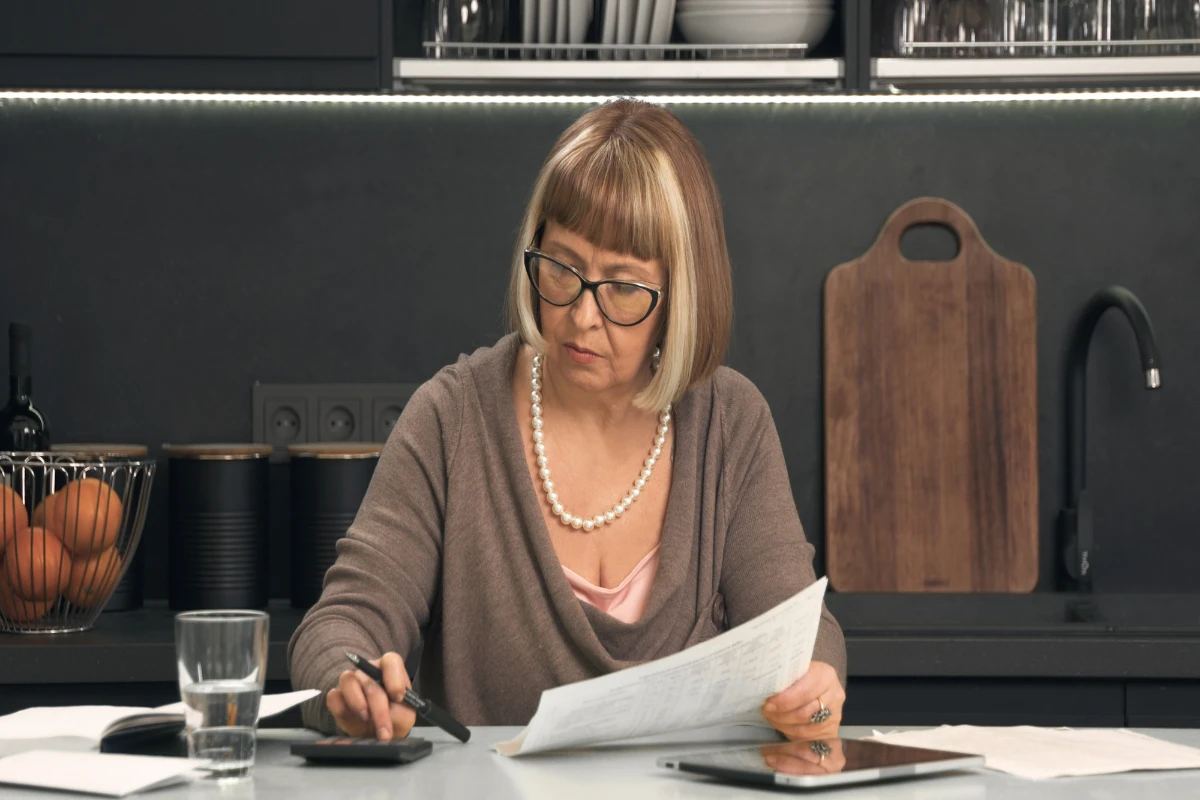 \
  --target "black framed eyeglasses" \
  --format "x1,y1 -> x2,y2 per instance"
523,245 -> 663,327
